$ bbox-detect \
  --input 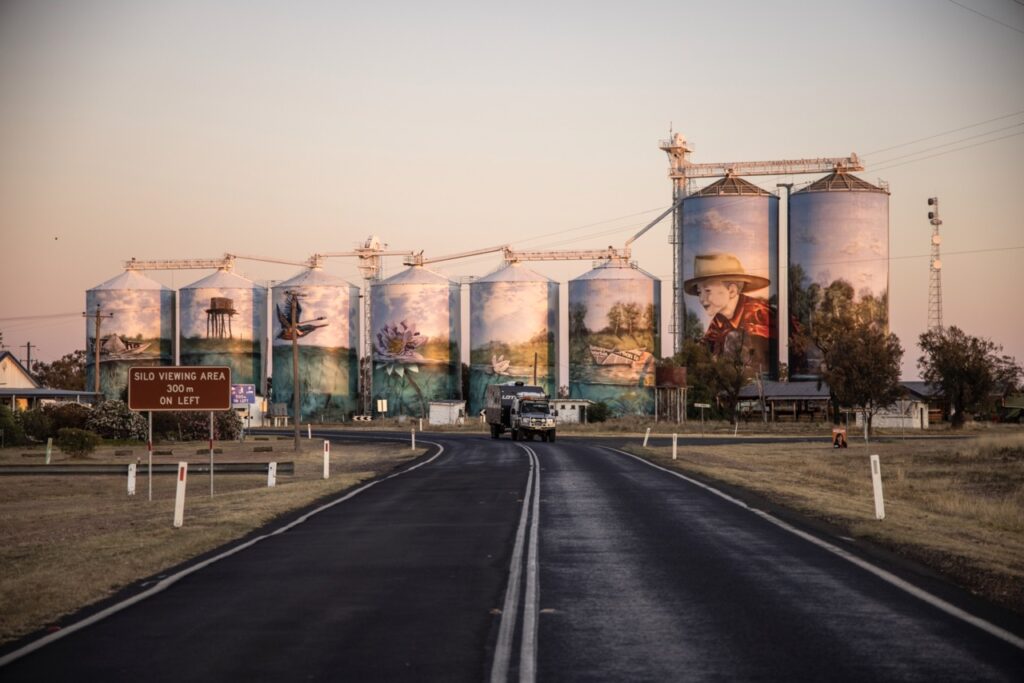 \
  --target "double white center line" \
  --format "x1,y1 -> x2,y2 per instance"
491,445 -> 541,683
